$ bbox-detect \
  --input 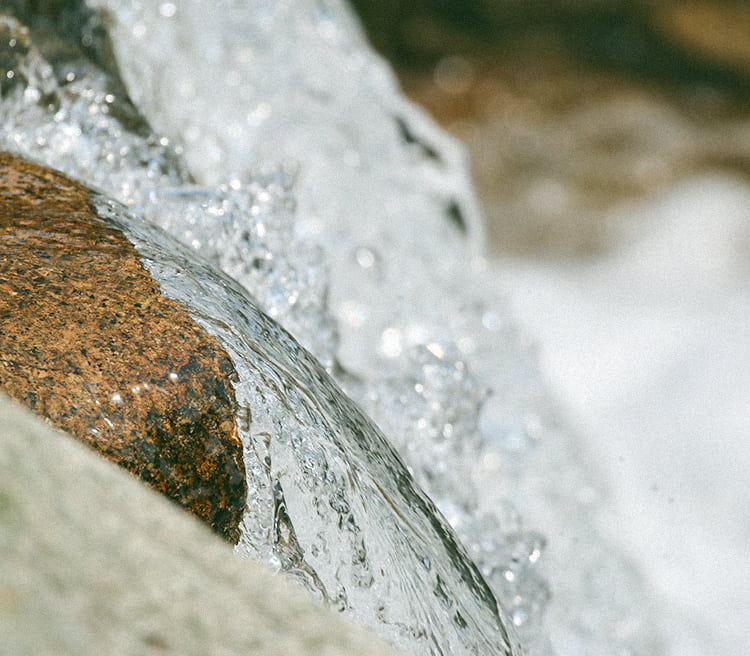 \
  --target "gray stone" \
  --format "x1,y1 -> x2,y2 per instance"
0,393 -> 402,656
